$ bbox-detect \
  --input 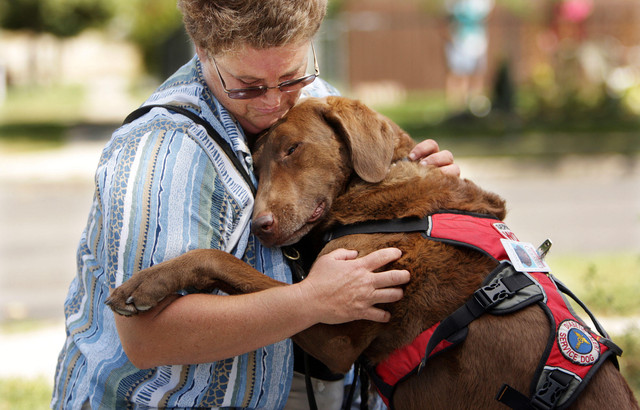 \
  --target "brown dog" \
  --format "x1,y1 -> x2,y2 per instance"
107,97 -> 638,409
